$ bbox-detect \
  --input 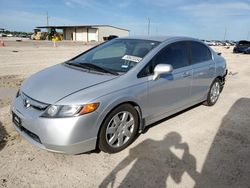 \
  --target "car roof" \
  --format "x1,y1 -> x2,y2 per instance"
119,36 -> 198,42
